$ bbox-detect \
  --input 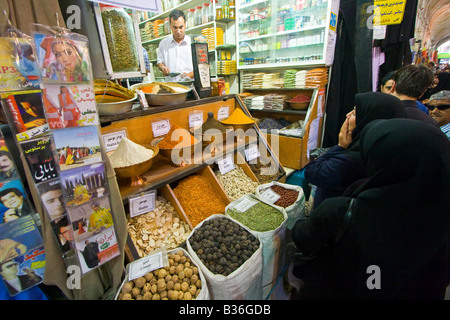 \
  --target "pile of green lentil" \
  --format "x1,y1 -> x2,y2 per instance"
226,198 -> 284,232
